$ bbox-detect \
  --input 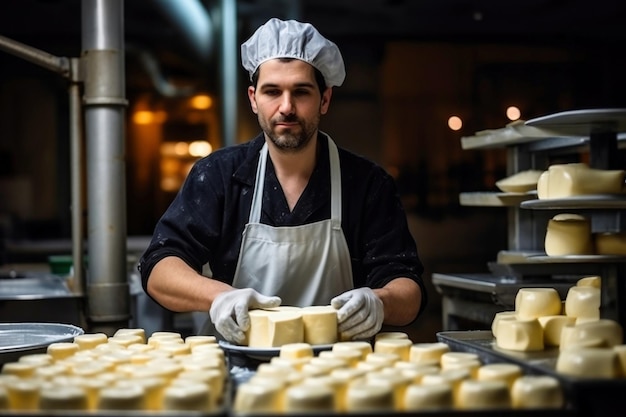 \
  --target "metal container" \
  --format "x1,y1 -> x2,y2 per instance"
0,322 -> 84,365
